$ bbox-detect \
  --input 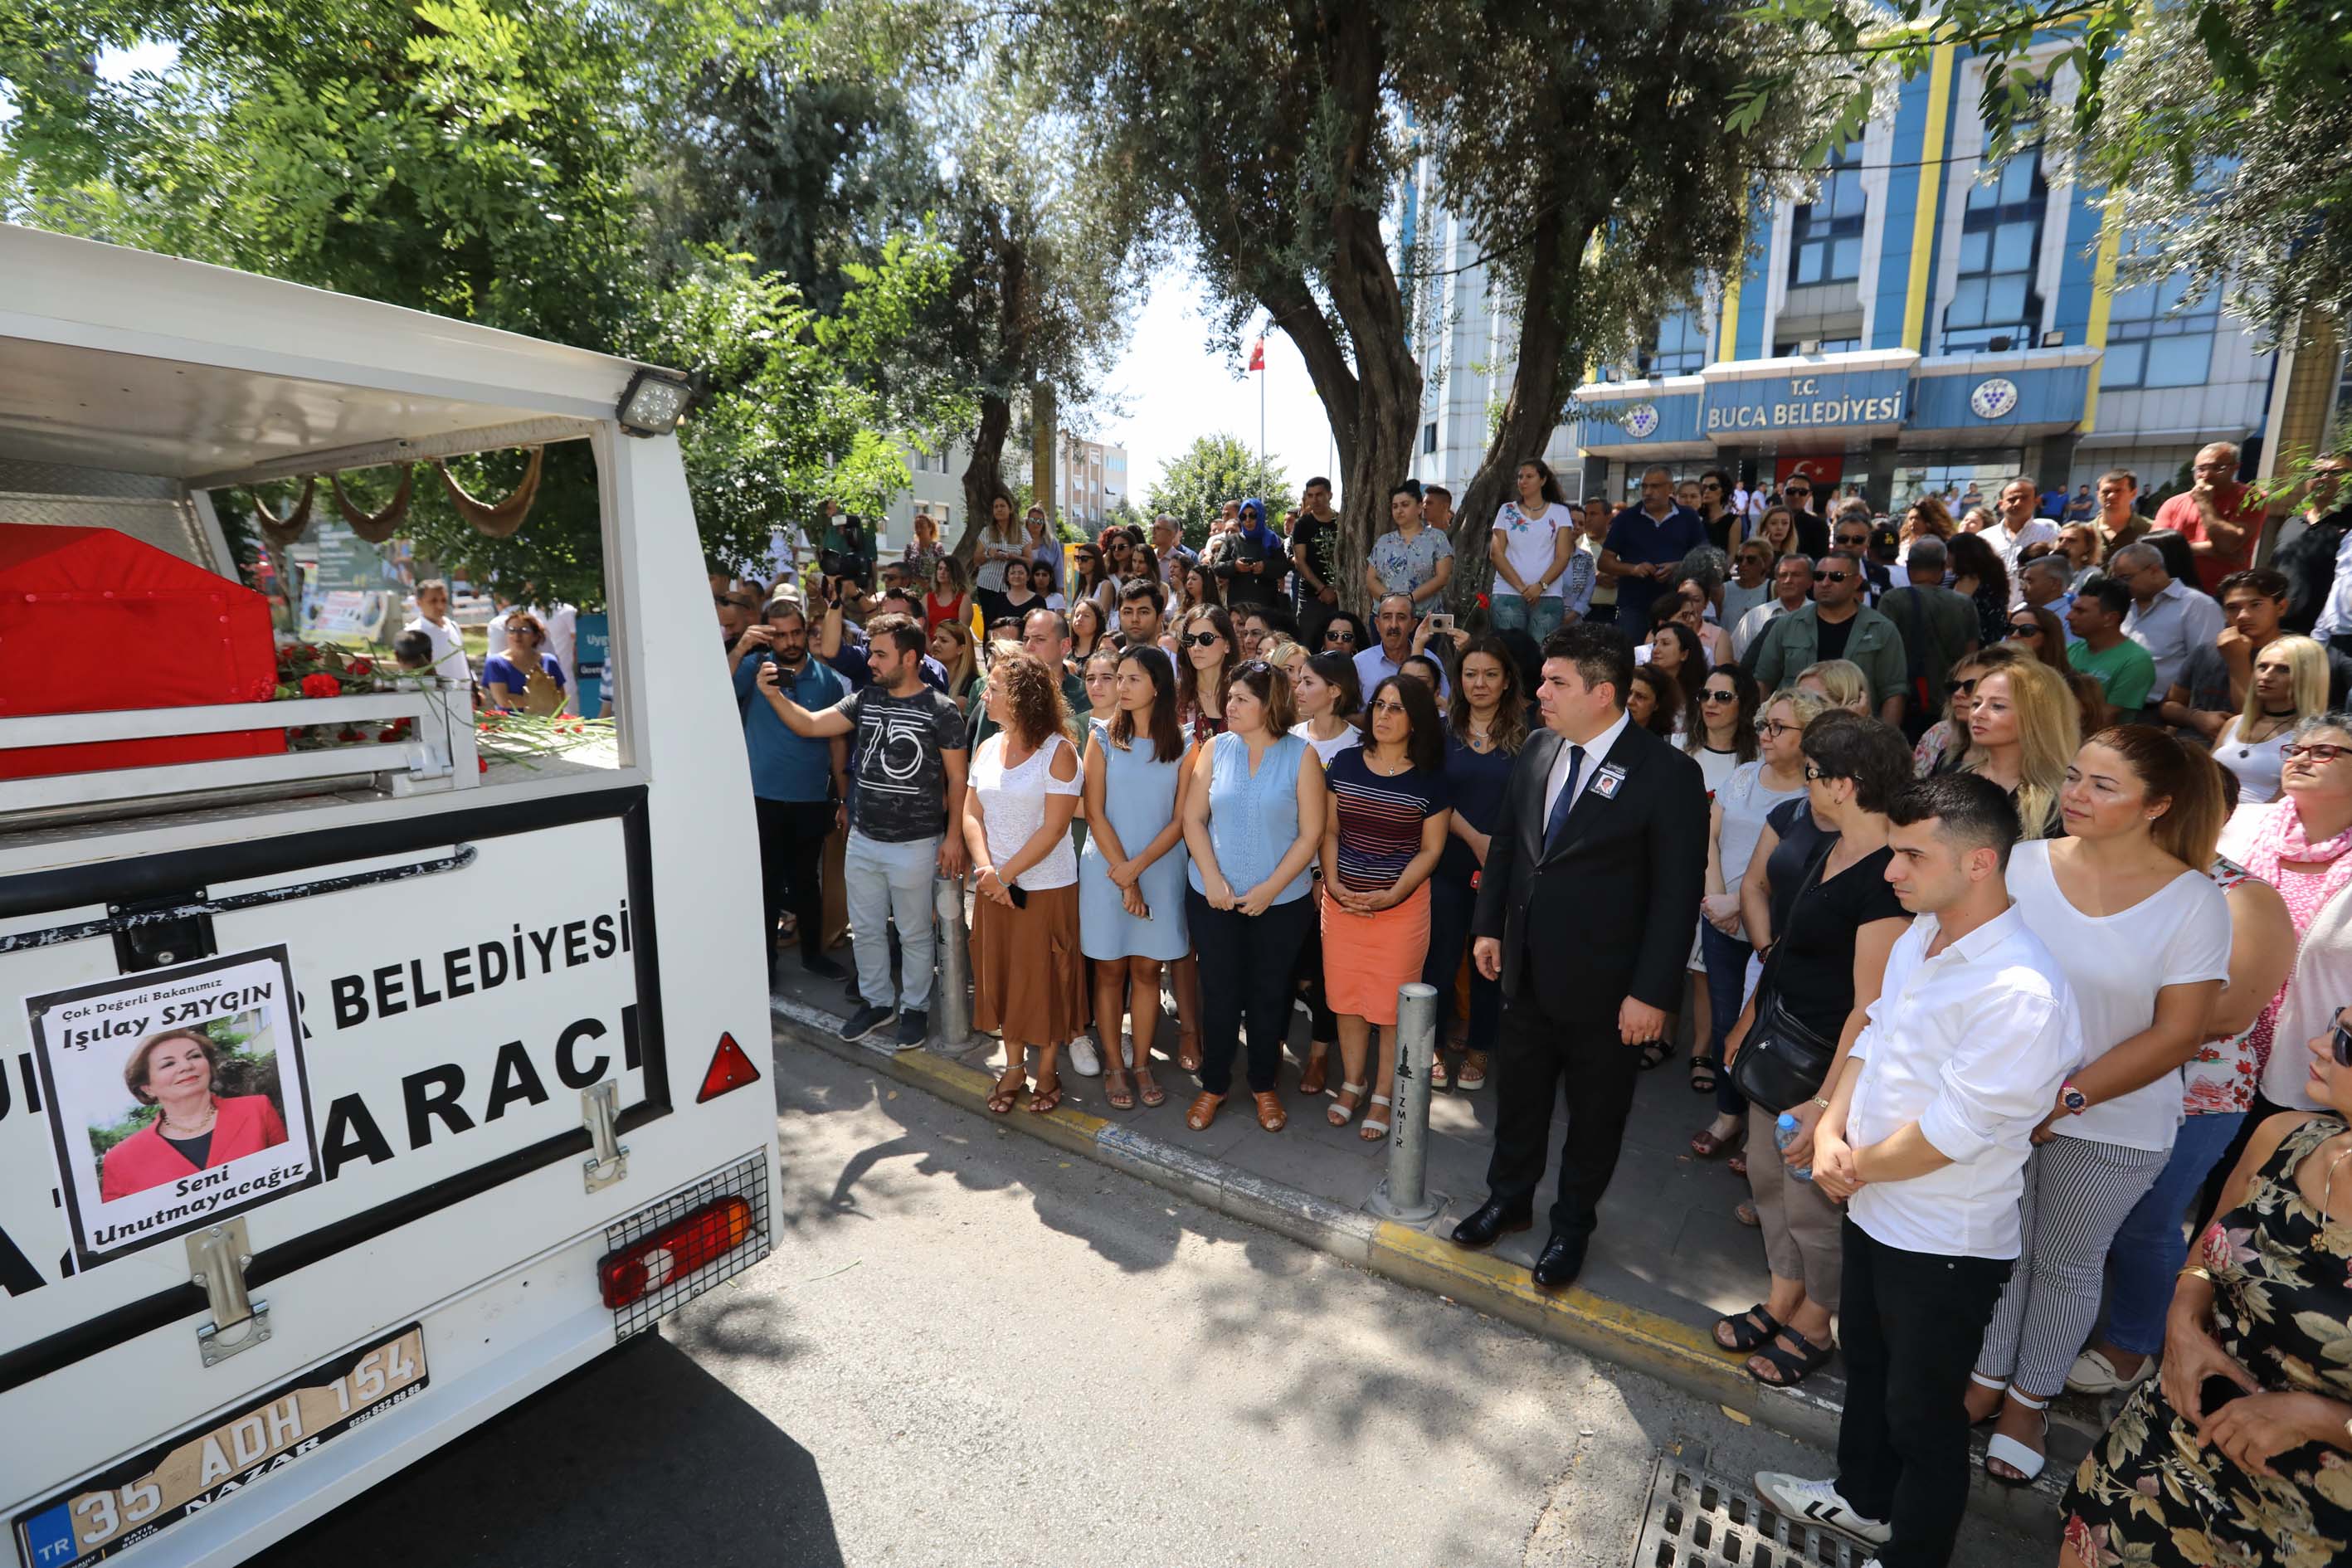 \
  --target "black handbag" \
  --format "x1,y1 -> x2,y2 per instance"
1727,840 -> 1842,1114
